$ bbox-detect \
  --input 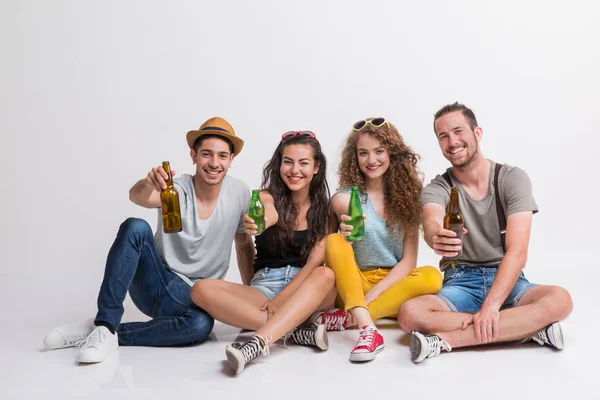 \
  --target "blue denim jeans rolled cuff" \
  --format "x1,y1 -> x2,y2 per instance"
94,217 -> 214,347
250,265 -> 302,300
436,265 -> 538,314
